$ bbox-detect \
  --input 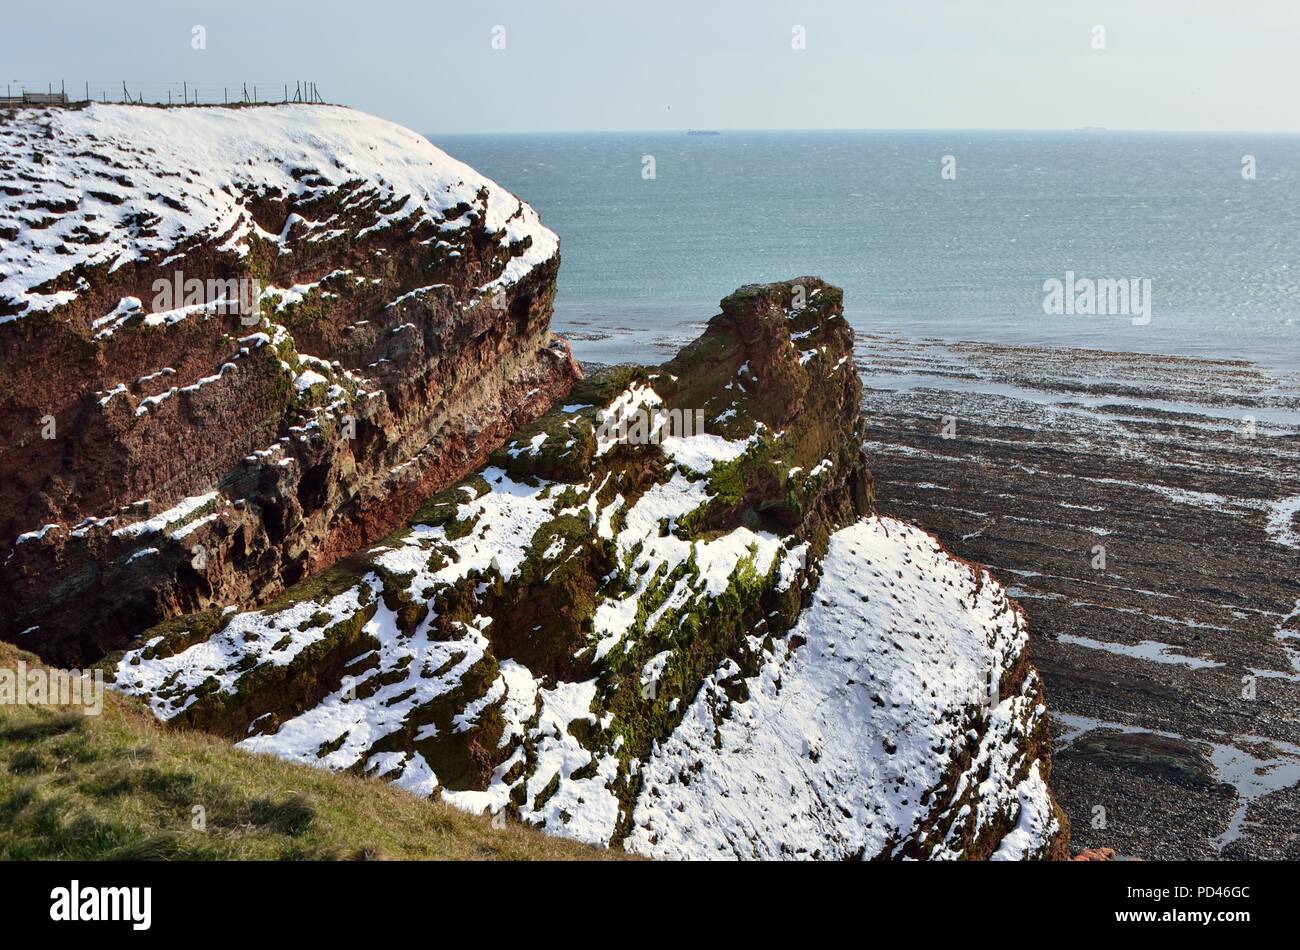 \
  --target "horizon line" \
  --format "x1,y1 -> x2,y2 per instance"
424,125 -> 1300,137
